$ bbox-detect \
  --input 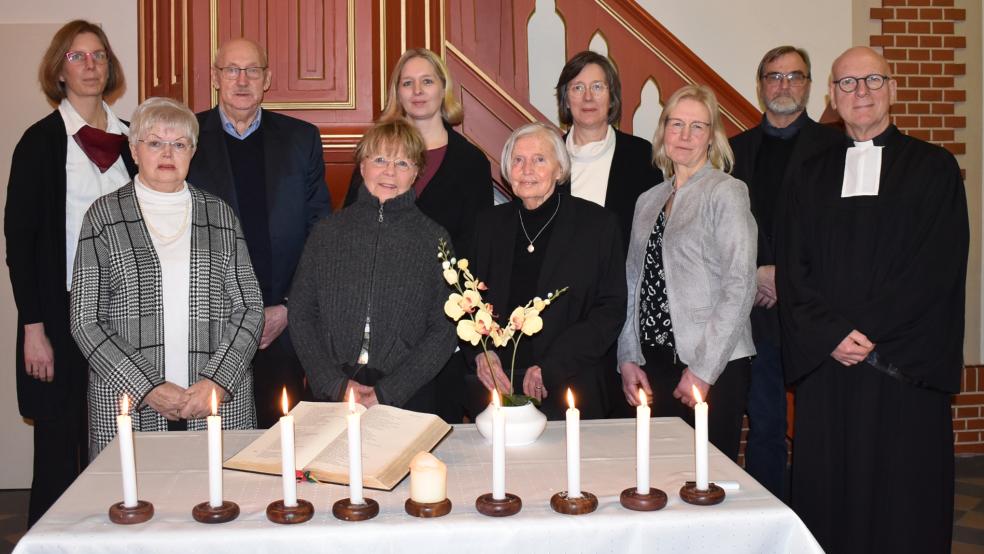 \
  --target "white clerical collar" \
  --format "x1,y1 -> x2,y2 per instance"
58,99 -> 128,136
566,125 -> 615,163
841,139 -> 883,198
